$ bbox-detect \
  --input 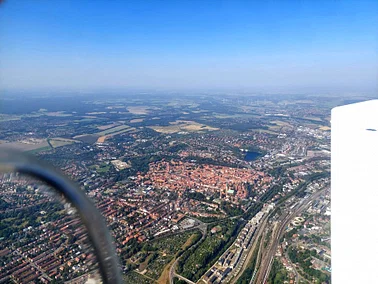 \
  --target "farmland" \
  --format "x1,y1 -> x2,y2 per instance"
127,106 -> 150,115
97,125 -> 130,136
148,120 -> 218,134
0,139 -> 49,152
